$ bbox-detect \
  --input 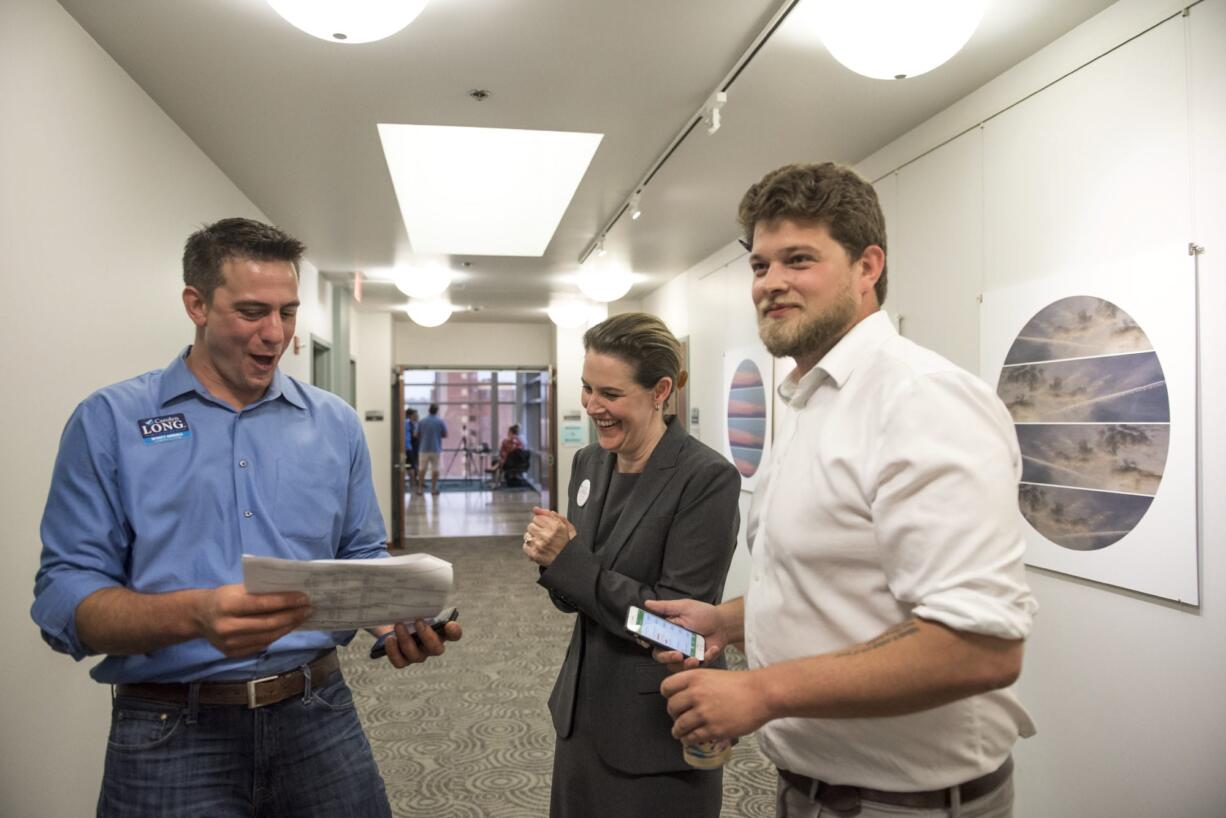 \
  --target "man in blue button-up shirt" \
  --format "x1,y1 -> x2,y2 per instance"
32,218 -> 460,817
